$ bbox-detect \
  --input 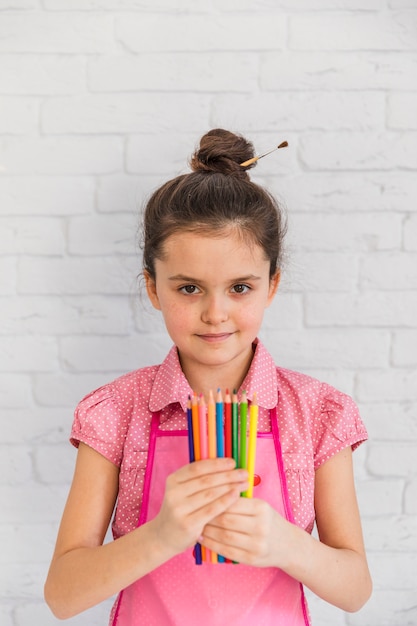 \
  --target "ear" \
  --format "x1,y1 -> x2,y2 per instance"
144,271 -> 162,311
266,271 -> 281,306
